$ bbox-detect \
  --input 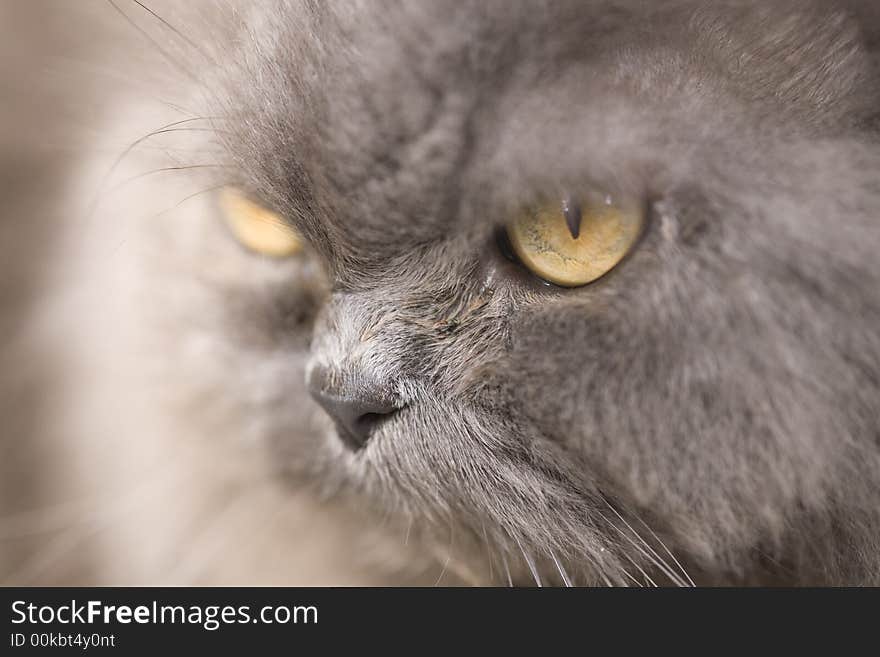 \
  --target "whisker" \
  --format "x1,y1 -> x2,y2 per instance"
579,545 -> 619,587
107,164 -> 231,196
500,551 -> 514,587
103,183 -> 229,258
634,515 -> 696,587
431,517 -> 455,586
600,500 -> 689,587
480,521 -> 495,584
156,183 -> 227,215
106,0 -> 201,82
597,510 -> 687,587
432,554 -> 451,587
617,565 -> 644,587
89,118 -> 223,217
549,548 -> 573,587
515,537 -> 542,587
128,0 -> 214,62
622,552 -> 658,587
159,100 -> 205,117
596,568 -> 615,587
